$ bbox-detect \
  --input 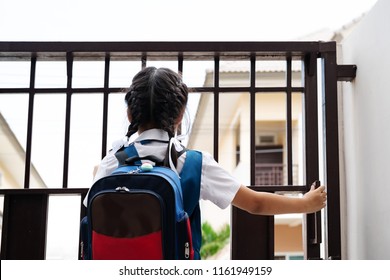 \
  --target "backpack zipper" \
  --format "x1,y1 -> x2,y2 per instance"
115,186 -> 130,192
185,242 -> 190,259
